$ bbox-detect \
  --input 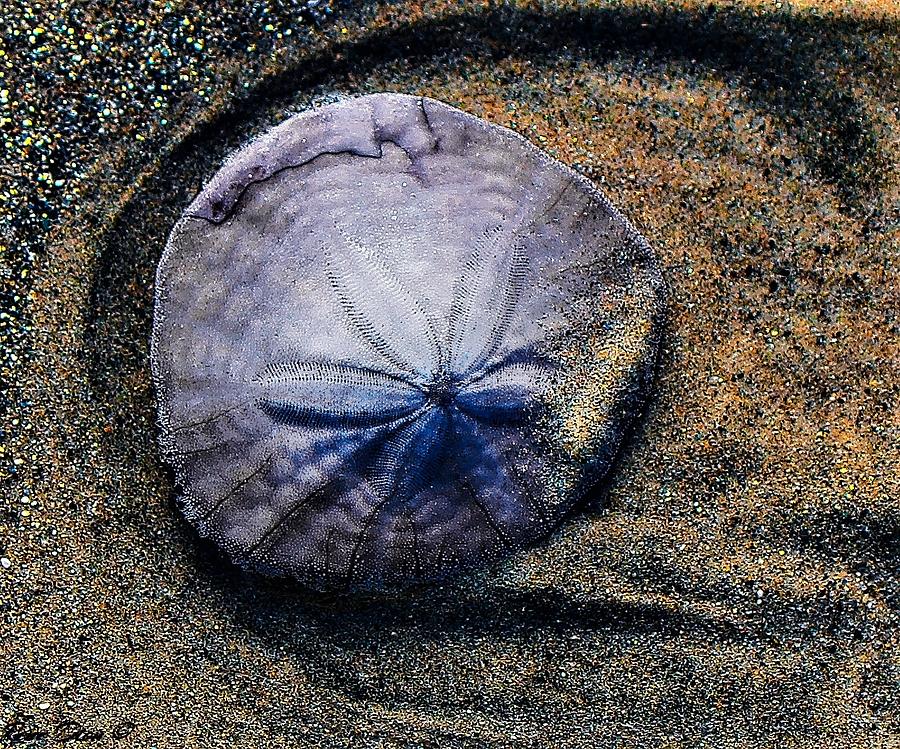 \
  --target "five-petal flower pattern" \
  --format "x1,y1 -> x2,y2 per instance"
153,93 -> 664,591
251,224 -> 557,583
